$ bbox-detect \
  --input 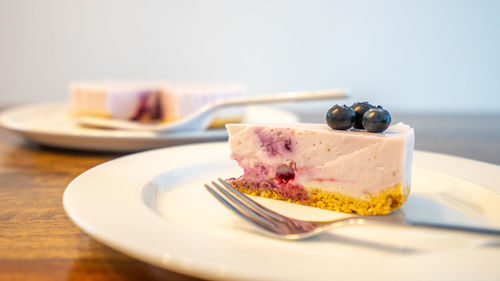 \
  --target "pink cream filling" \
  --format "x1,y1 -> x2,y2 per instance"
228,123 -> 414,198
229,128 -> 342,202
